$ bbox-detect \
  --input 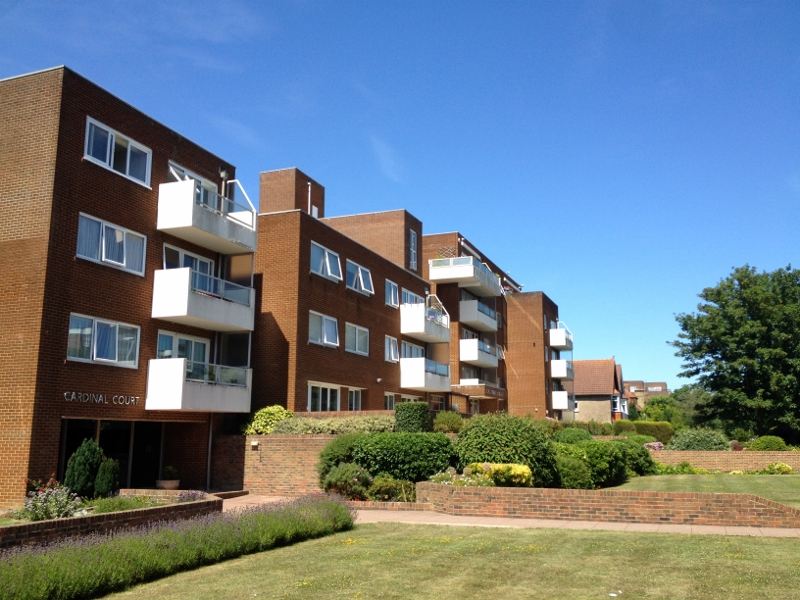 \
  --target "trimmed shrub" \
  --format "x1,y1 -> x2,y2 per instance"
318,433 -> 367,485
556,454 -> 594,489
656,461 -> 709,475
94,458 -> 120,498
367,474 -> 416,502
613,440 -> 658,476
729,427 -> 755,443
15,484 -> 82,521
273,415 -> 394,435
748,435 -> 787,451
429,467 -> 494,487
64,438 -> 104,498
571,420 -> 614,435
613,420 -> 636,434
761,462 -> 793,475
554,427 -> 592,444
352,432 -> 455,482
322,463 -> 372,500
622,433 -> 657,445
455,414 -> 560,487
576,441 -> 628,487
633,421 -> 674,444
244,405 -> 293,434
433,410 -> 463,433
395,402 -> 431,432
668,428 -> 728,451
466,463 -> 533,487
529,419 -> 563,438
